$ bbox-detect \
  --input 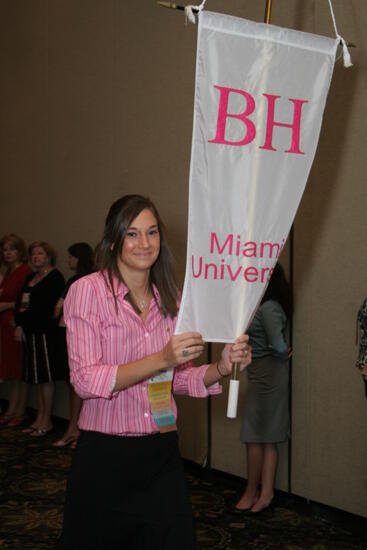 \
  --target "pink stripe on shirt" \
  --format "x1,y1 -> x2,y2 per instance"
63,272 -> 221,435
